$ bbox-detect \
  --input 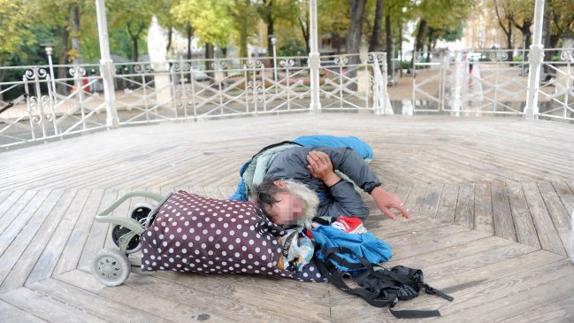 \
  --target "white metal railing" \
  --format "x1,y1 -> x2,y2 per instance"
0,53 -> 389,149
412,48 -> 574,120
537,49 -> 574,121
